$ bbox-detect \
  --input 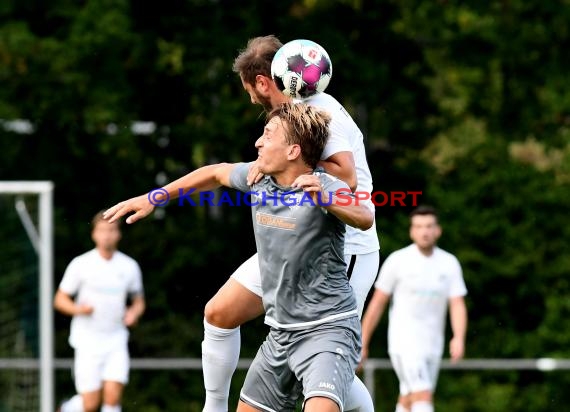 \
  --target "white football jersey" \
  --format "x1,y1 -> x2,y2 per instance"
304,92 -> 380,254
375,244 -> 467,356
58,249 -> 143,352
